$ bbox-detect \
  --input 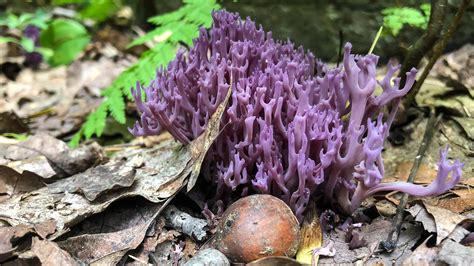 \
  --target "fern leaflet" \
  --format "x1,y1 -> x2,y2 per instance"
70,0 -> 220,146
